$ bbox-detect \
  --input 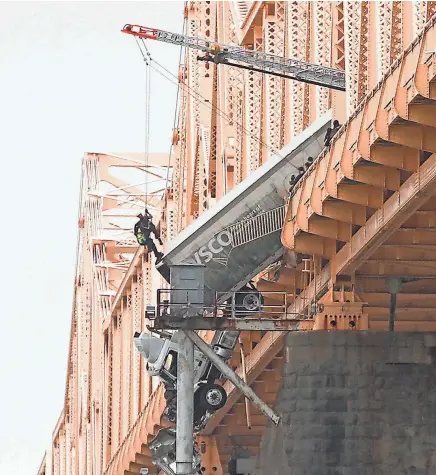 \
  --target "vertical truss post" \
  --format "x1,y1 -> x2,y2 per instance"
176,330 -> 195,475
183,330 -> 280,426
